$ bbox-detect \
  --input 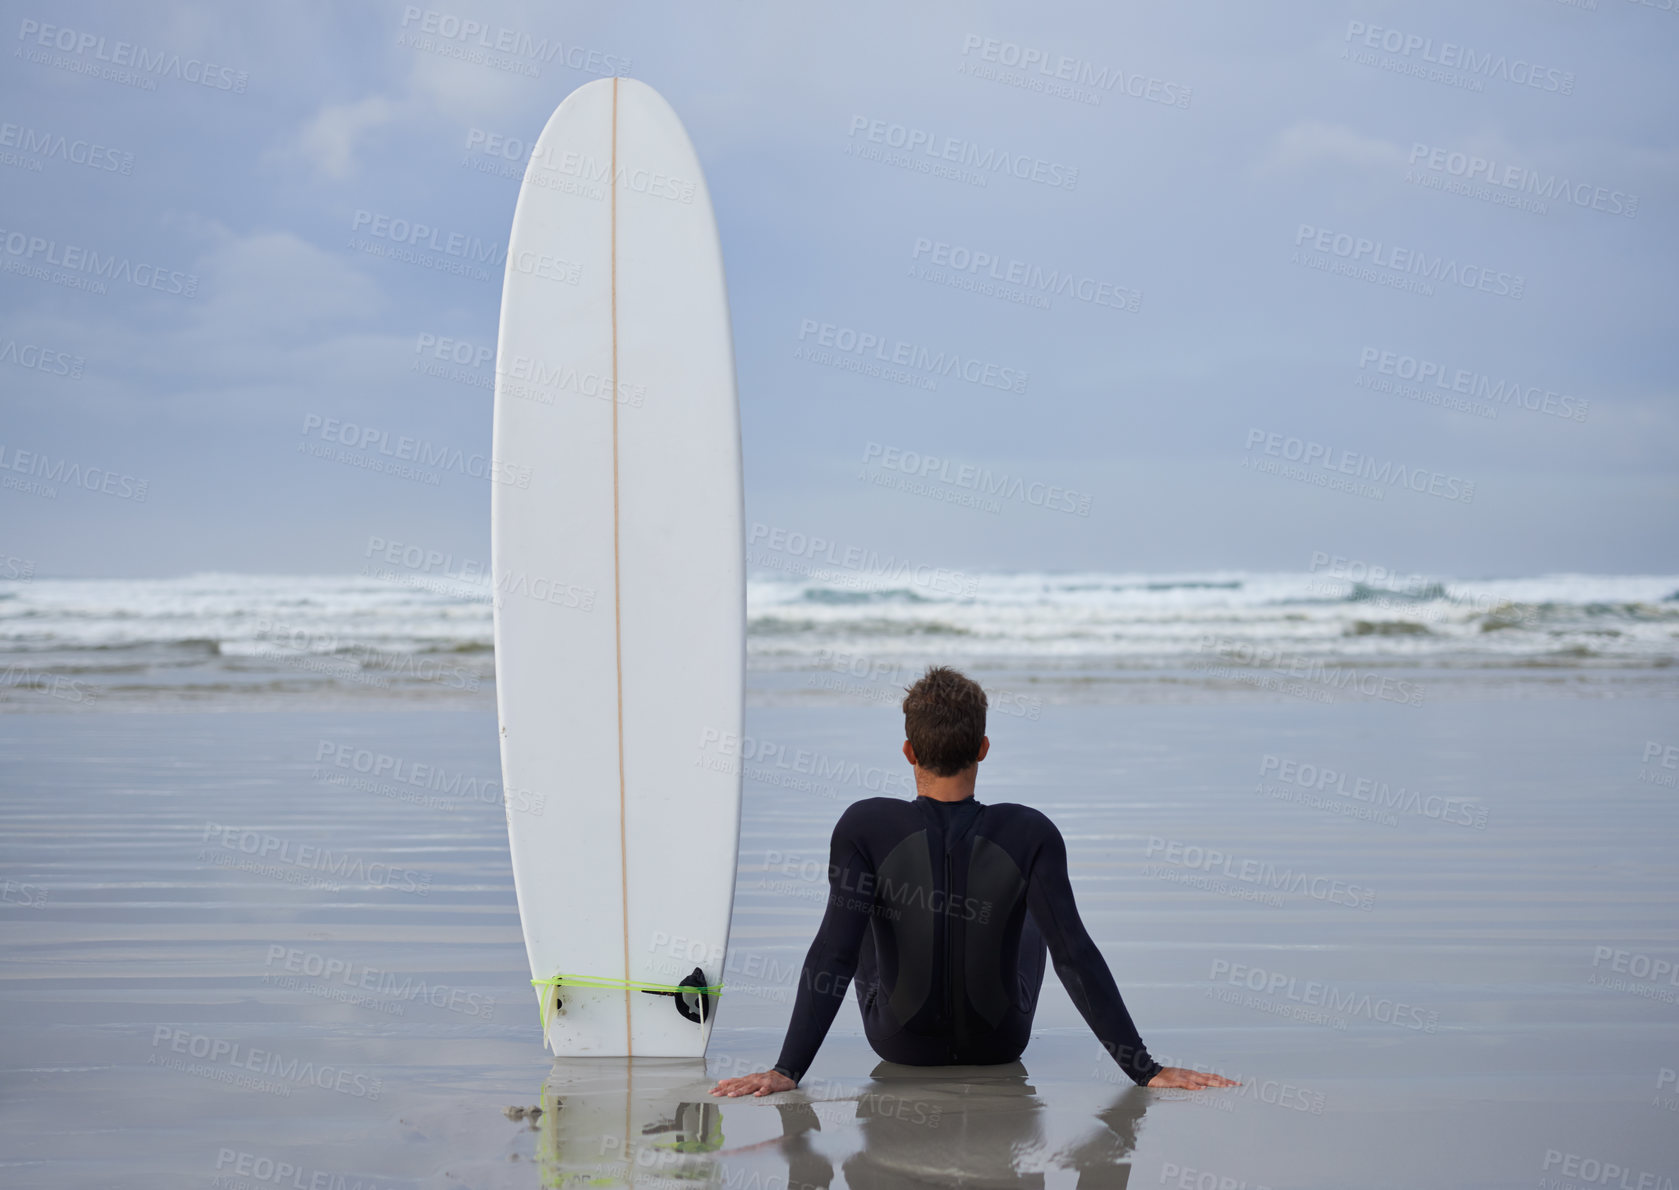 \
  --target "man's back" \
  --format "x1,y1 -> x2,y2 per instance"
771,794 -> 1163,1087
